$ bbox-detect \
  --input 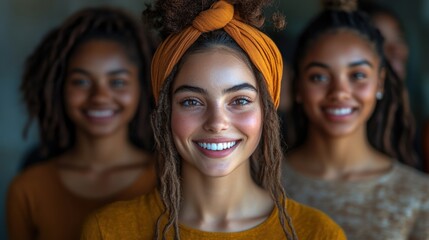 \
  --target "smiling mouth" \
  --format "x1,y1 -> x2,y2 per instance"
86,109 -> 115,118
325,107 -> 354,116
197,141 -> 237,151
